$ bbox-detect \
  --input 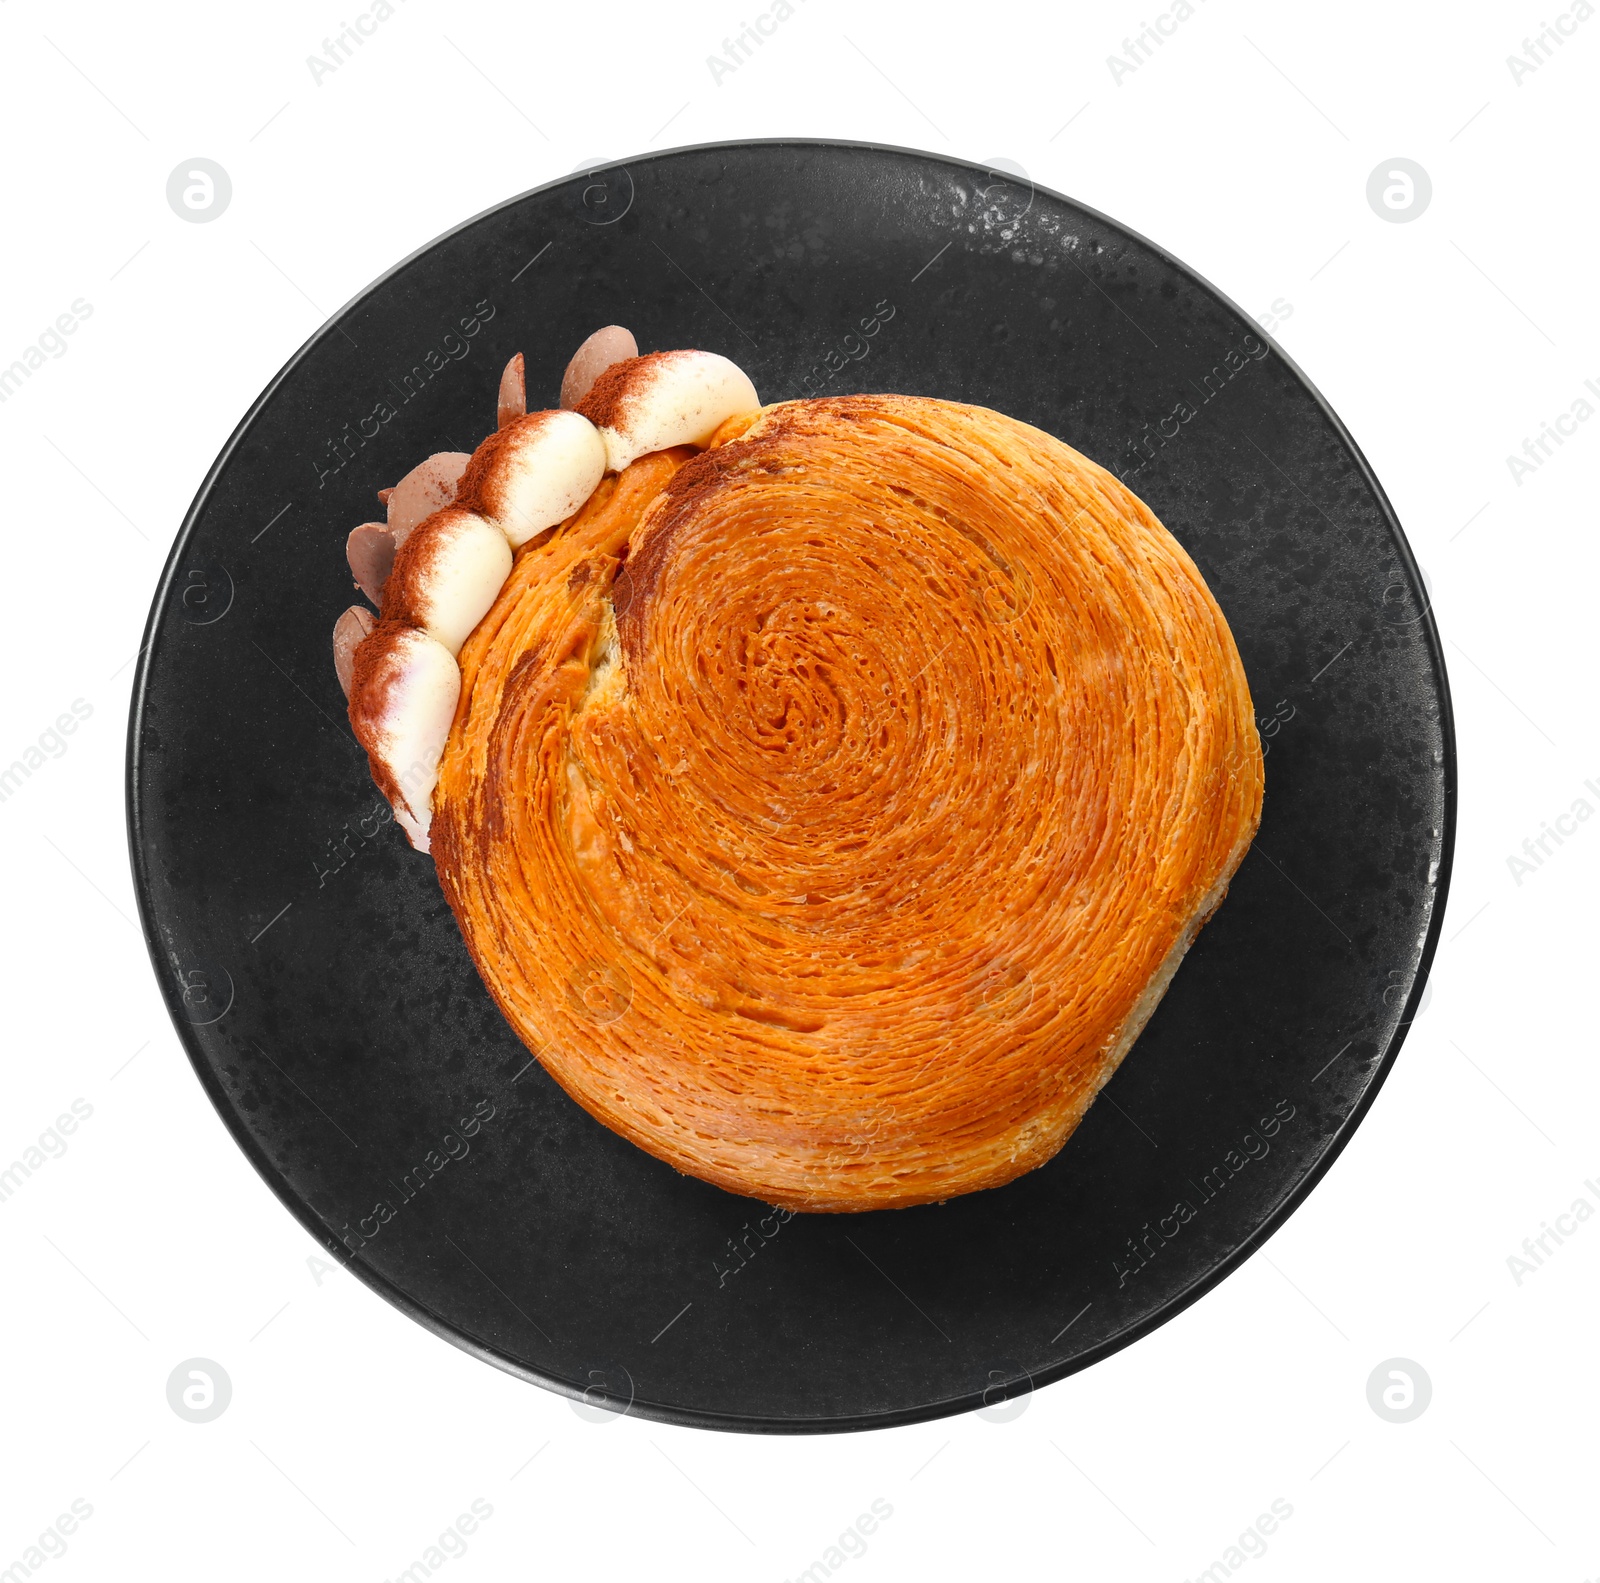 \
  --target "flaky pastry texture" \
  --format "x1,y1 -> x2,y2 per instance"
426,394 -> 1263,1211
